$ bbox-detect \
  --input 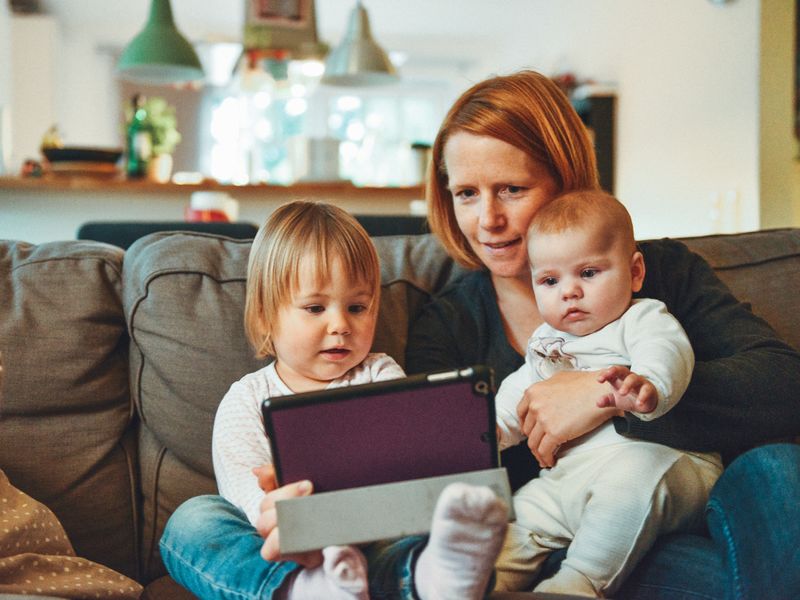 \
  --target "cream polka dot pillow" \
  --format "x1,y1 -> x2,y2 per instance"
0,468 -> 142,599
